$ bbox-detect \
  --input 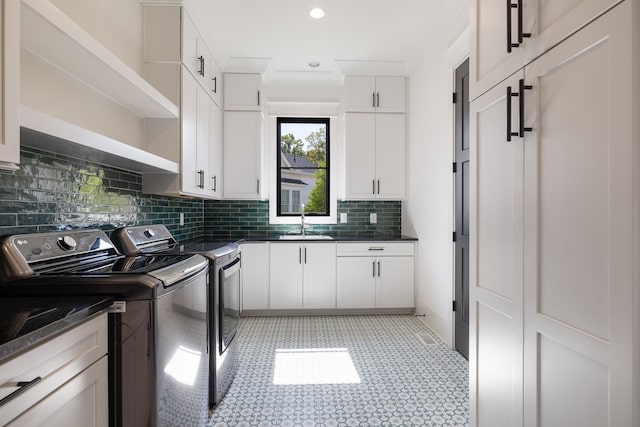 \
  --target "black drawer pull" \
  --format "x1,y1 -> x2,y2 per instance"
0,377 -> 42,407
